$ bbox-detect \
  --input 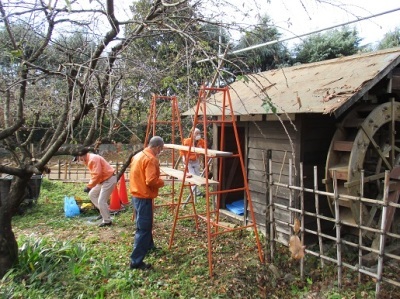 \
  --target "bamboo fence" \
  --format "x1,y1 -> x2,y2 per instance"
268,159 -> 400,298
